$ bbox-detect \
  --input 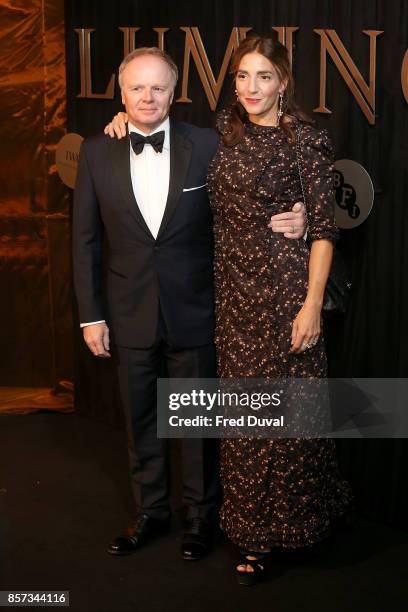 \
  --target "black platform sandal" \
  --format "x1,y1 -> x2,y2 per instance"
235,550 -> 270,586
